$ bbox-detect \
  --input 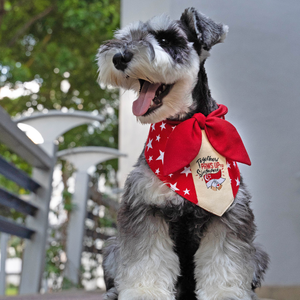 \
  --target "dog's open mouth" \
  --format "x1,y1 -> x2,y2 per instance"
132,79 -> 173,117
